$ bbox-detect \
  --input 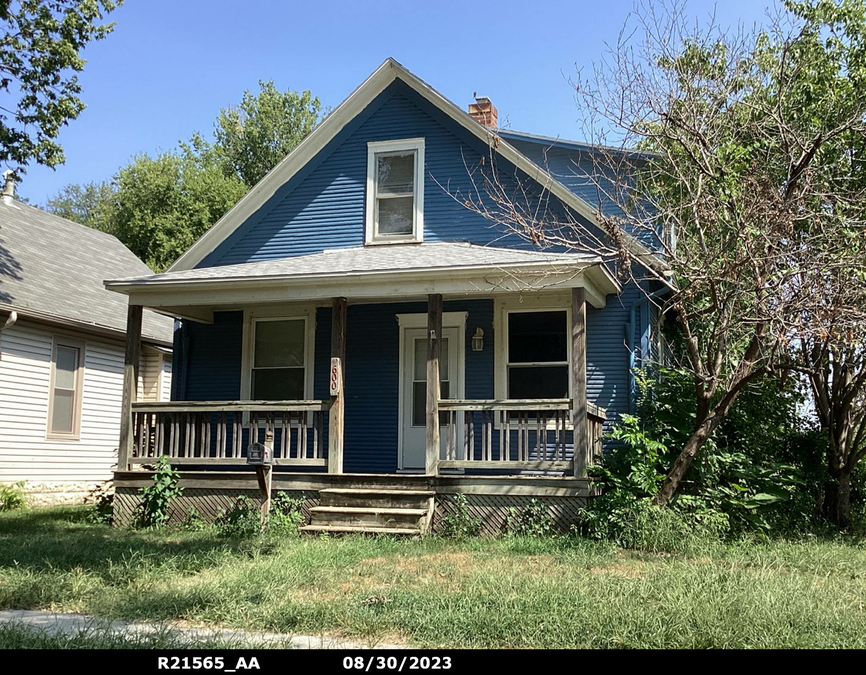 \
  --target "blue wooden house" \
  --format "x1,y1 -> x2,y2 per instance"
106,59 -> 659,534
